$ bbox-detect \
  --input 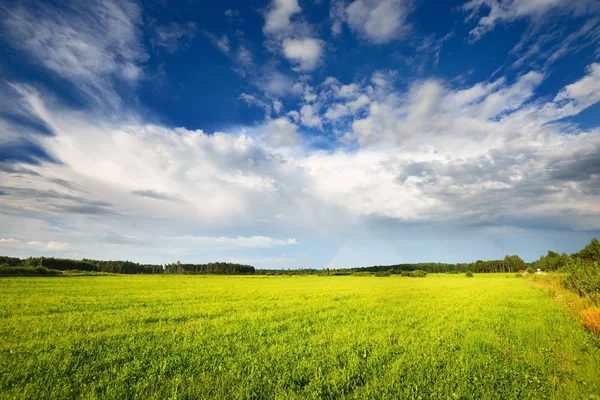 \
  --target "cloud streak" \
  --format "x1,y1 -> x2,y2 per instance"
1,0 -> 146,108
